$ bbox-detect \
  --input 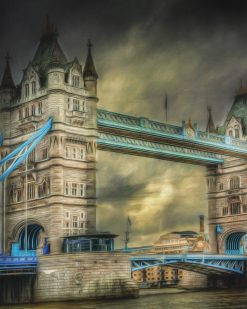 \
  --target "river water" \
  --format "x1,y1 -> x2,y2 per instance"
2,289 -> 247,309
